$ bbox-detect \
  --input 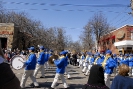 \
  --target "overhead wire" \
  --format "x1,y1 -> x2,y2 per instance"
113,15 -> 132,27
111,10 -> 130,26
1,1 -> 132,29
0,1 -> 128,7
109,6 -> 129,25
5,8 -> 129,13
